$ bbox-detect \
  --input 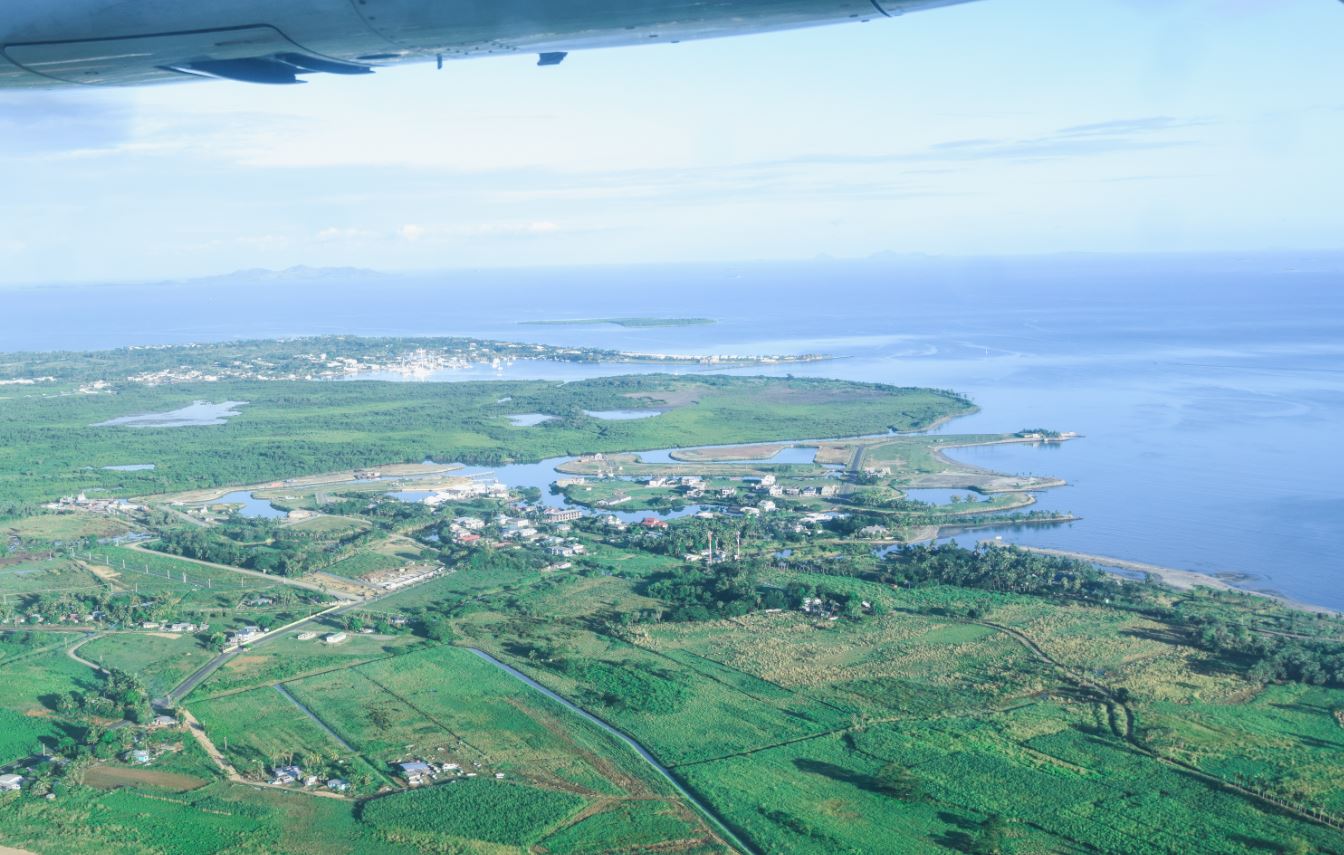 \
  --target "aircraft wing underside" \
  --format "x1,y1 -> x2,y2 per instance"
0,0 -> 977,88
